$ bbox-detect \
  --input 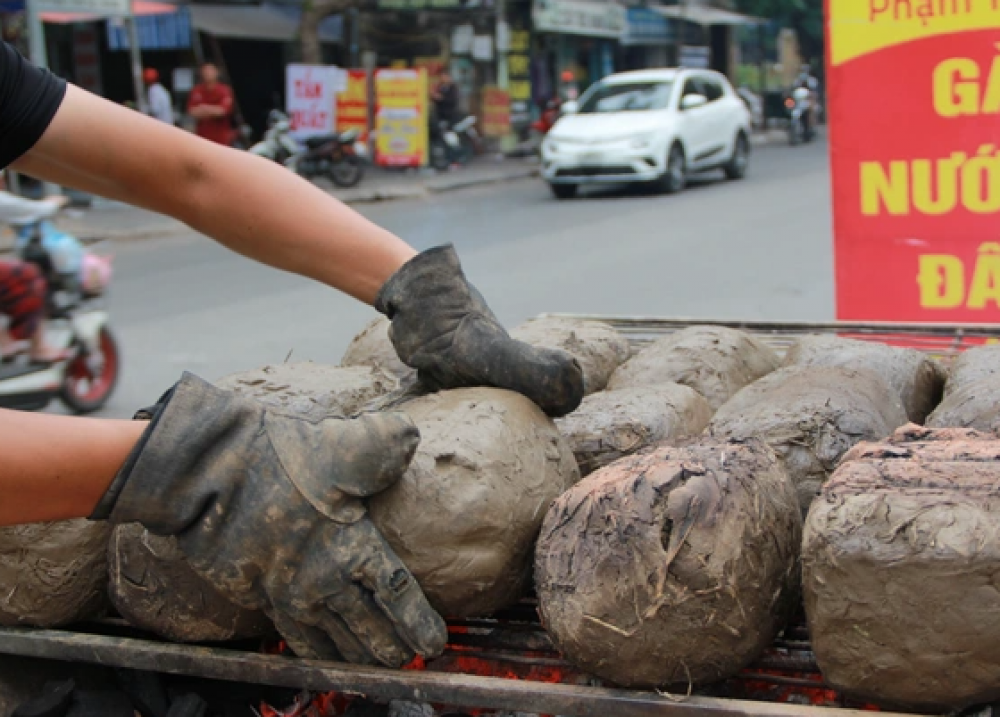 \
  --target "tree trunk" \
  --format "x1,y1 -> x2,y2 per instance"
299,0 -> 353,65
